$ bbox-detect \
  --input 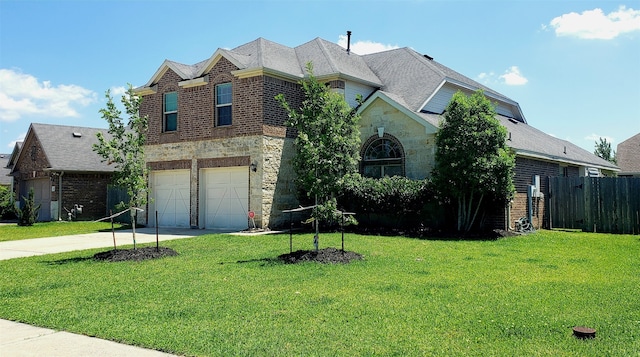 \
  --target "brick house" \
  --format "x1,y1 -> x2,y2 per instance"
617,133 -> 640,177
135,36 -> 618,231
9,123 -> 116,221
